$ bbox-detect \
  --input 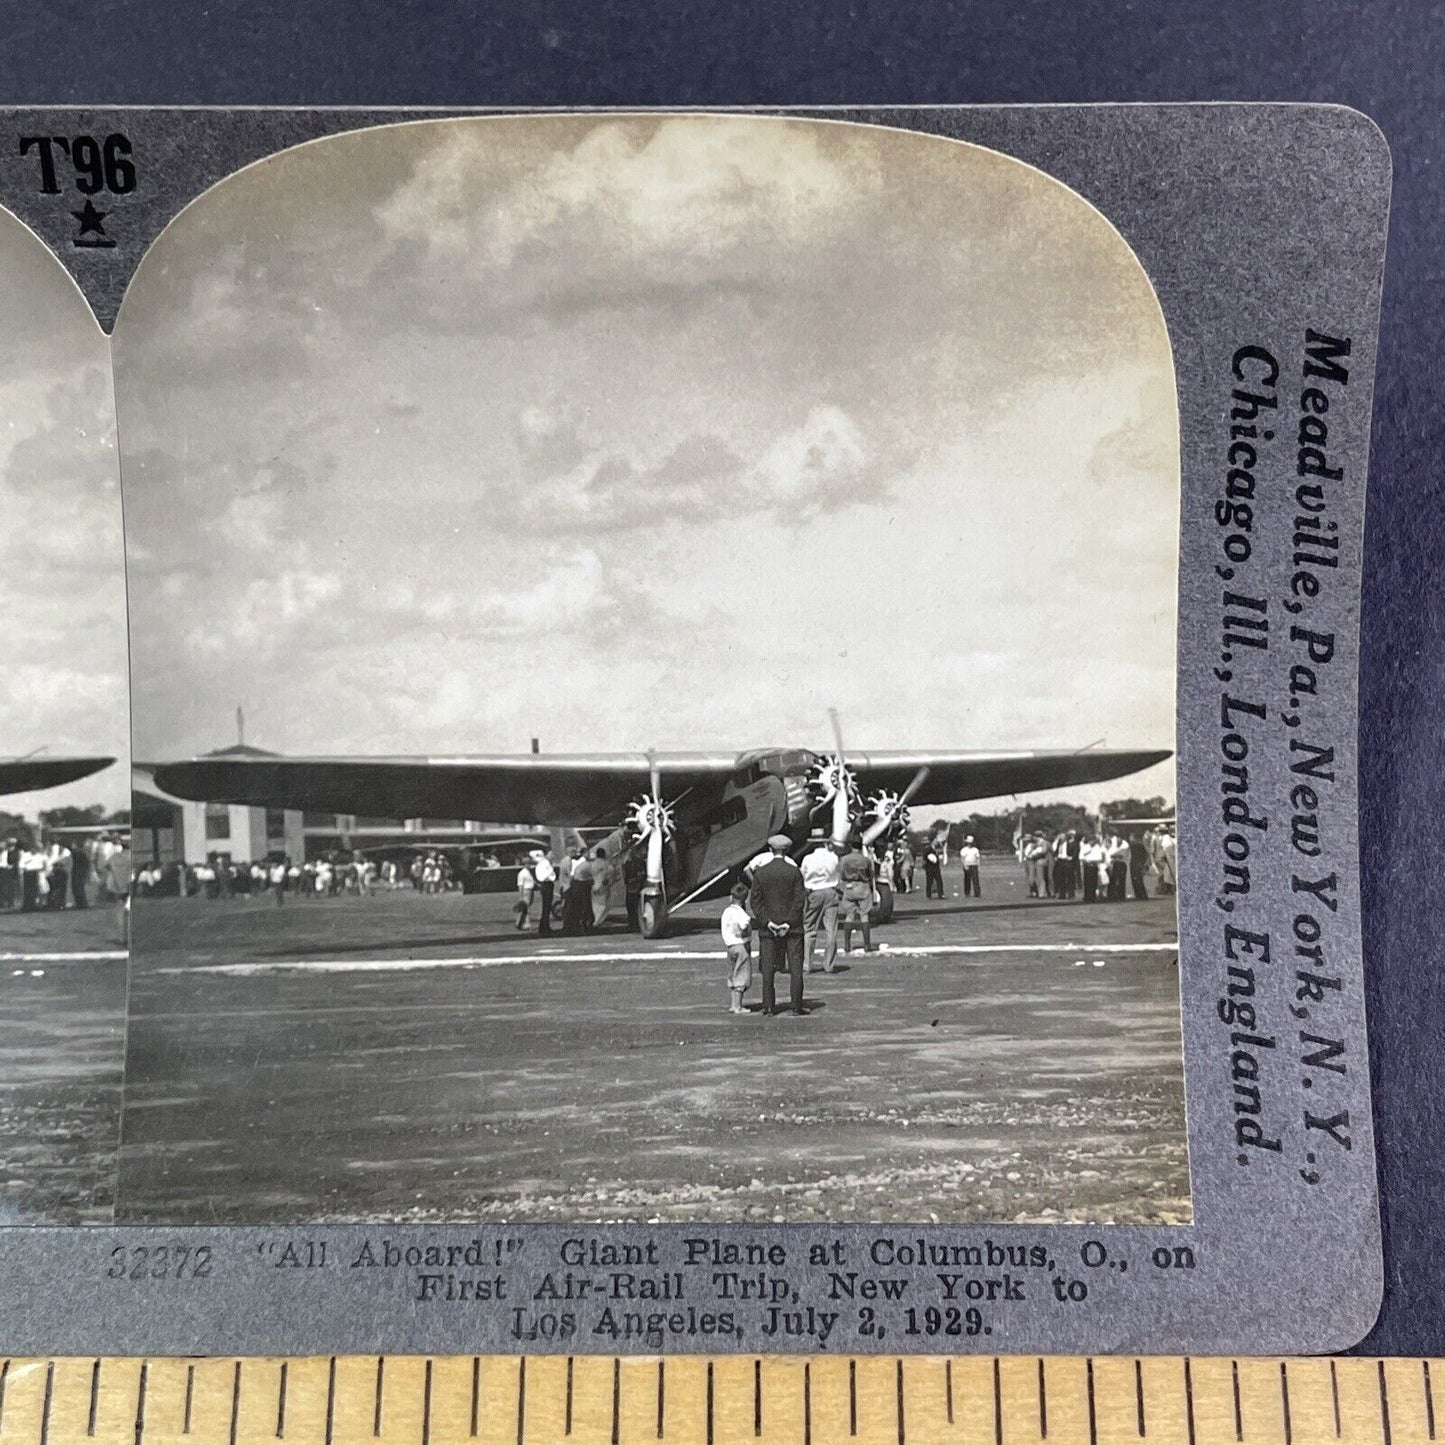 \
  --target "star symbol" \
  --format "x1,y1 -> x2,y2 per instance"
71,199 -> 108,236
